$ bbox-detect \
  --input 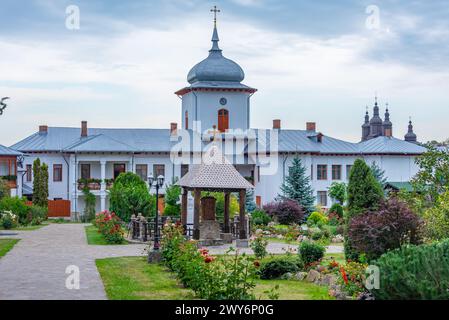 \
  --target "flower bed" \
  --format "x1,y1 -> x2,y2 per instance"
161,222 -> 260,300
94,211 -> 125,244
